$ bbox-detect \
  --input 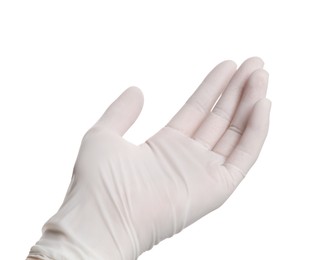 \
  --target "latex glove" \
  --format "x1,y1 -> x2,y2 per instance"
28,57 -> 271,260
